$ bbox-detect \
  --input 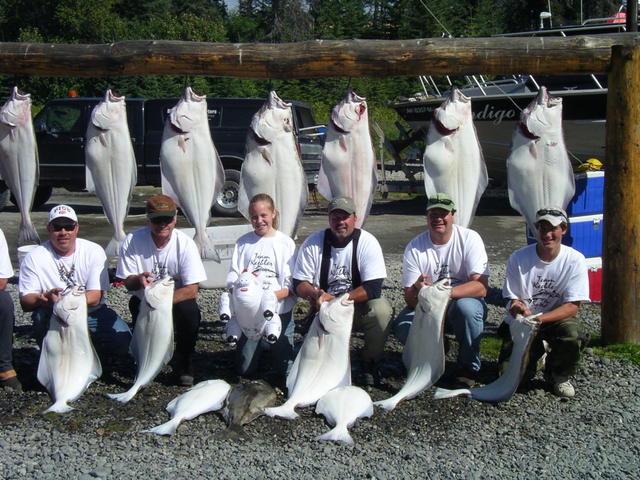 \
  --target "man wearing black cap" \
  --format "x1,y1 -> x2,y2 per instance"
19,204 -> 131,365
393,193 -> 489,388
116,194 -> 206,386
499,206 -> 589,398
292,196 -> 393,386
